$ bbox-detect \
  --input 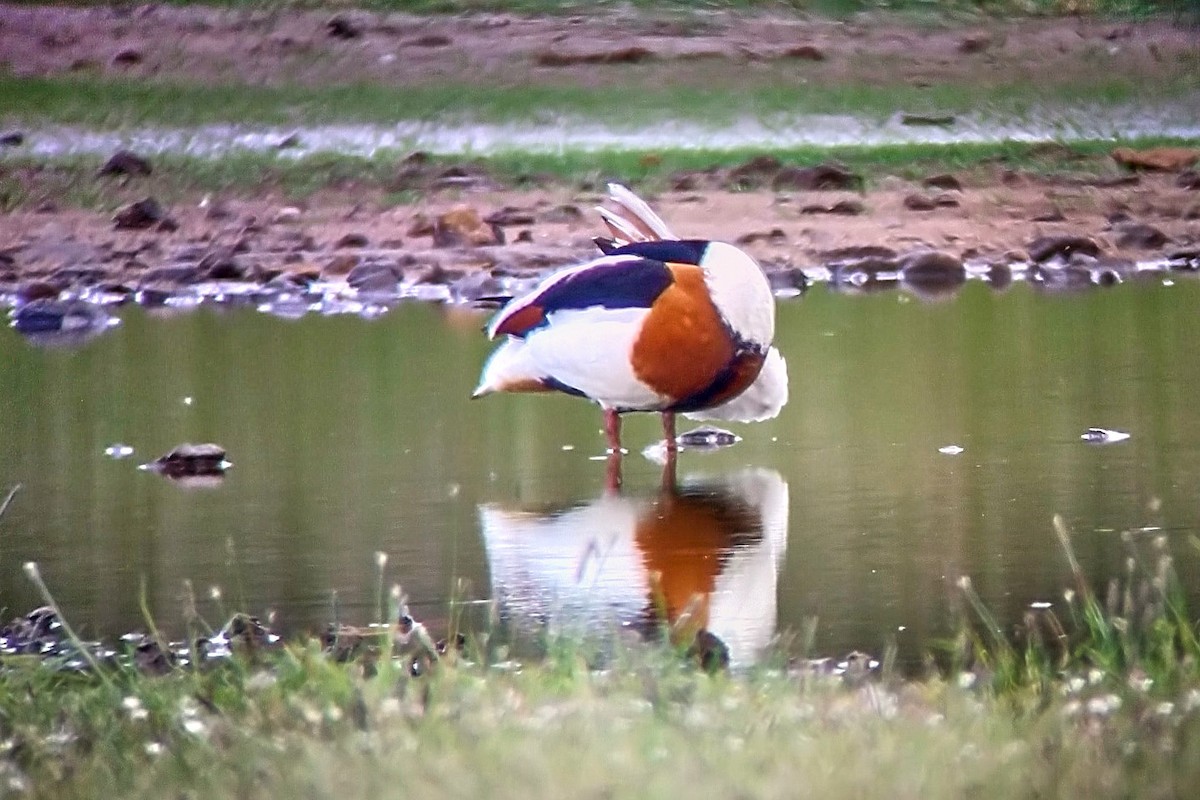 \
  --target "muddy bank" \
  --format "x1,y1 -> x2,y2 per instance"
3,152 -> 1199,341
